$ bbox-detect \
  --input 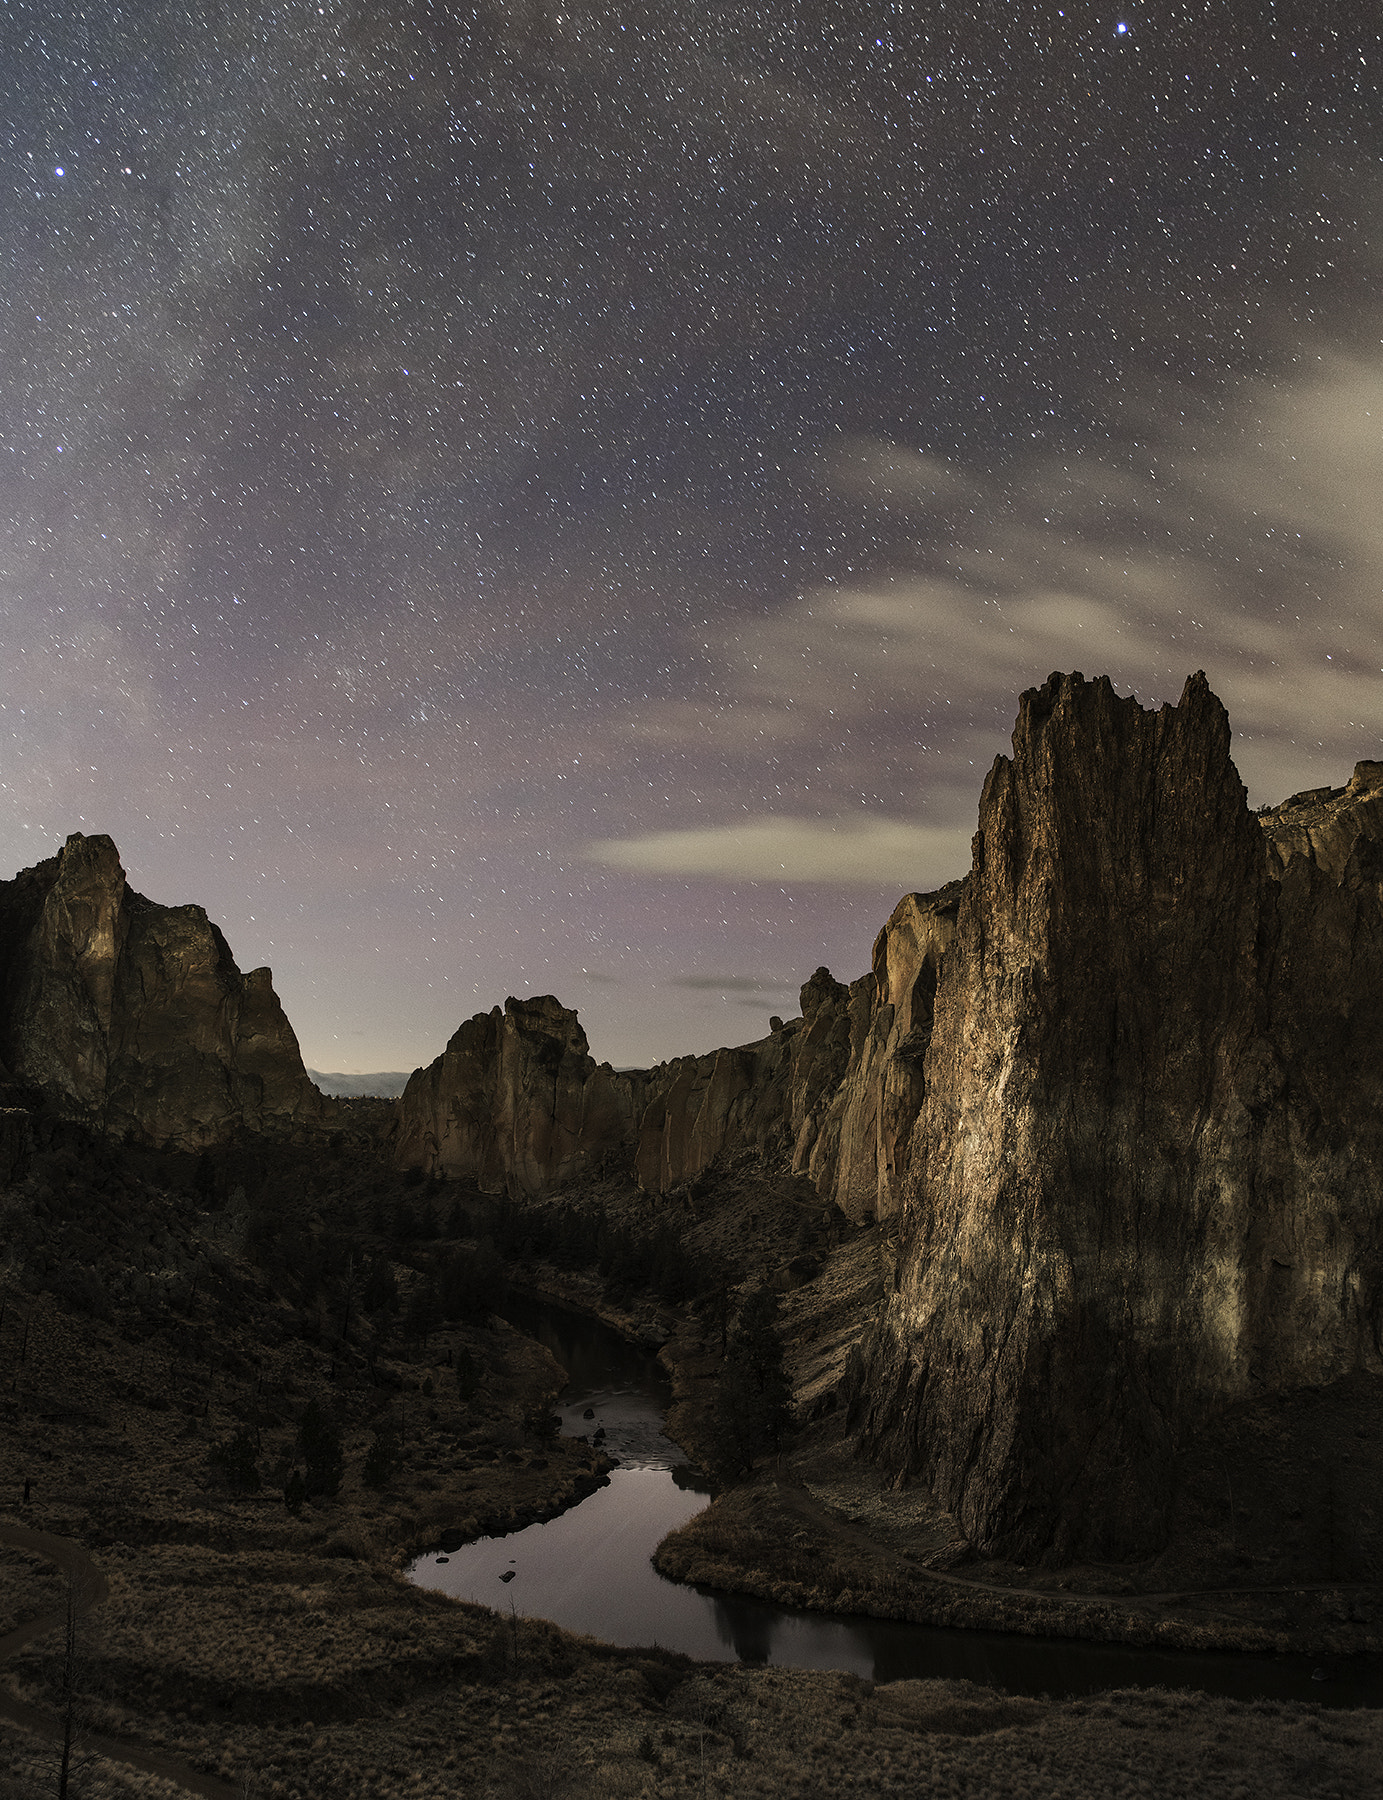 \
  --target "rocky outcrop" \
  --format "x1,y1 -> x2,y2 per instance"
847,672 -> 1383,1562
625,894 -> 964,1221
1260,759 -> 1383,879
0,834 -> 322,1150
395,945 -> 966,1210
793,887 -> 962,1223
632,966 -> 856,1197
393,995 -> 648,1195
